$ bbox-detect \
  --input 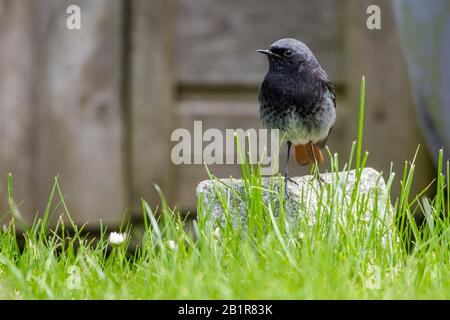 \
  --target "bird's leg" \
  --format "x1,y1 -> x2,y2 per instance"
284,141 -> 298,189
309,141 -> 324,186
